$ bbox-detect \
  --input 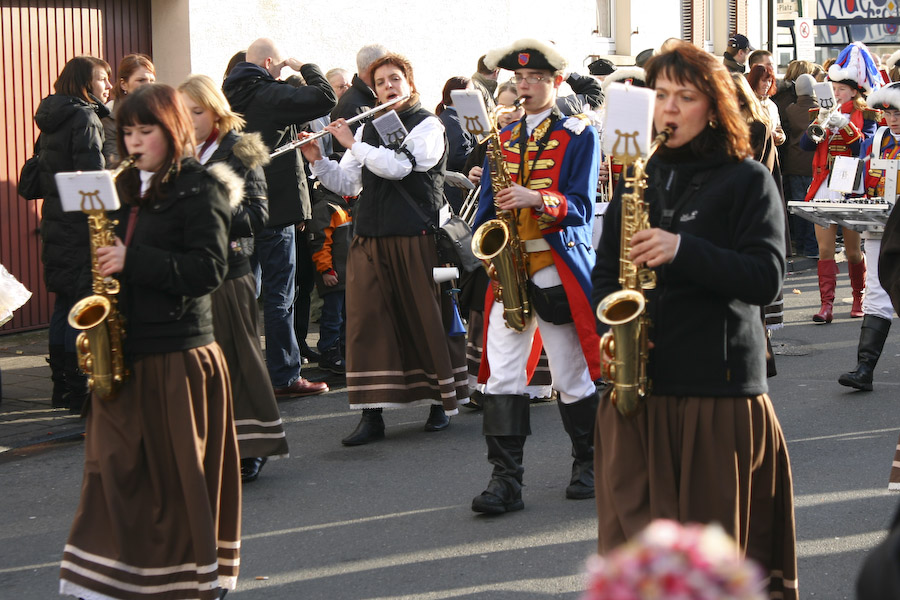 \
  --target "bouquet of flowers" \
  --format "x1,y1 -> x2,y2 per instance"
0,264 -> 31,327
582,519 -> 766,600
